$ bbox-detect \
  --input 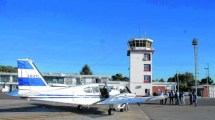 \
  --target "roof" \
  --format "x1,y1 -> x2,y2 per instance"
129,37 -> 153,42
